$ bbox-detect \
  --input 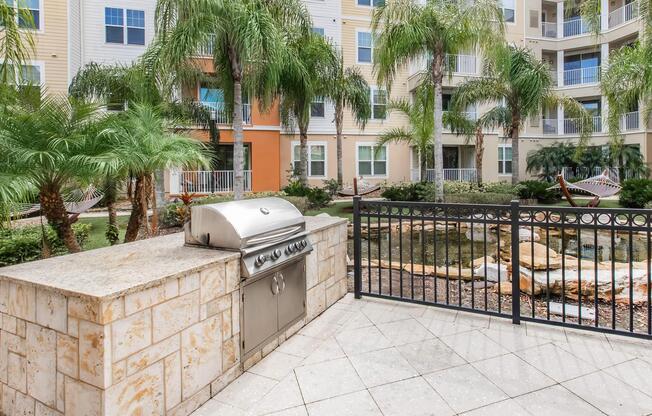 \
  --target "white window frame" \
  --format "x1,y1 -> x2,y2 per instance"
312,27 -> 325,37
356,0 -> 384,8
356,29 -> 373,64
499,0 -> 516,23
370,86 -> 387,120
104,7 -> 146,46
5,0 -> 43,32
498,144 -> 513,175
2,60 -> 45,86
291,141 -> 328,178
356,143 -> 388,178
